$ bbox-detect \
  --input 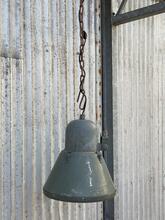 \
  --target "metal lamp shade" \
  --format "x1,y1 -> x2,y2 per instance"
43,120 -> 116,203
